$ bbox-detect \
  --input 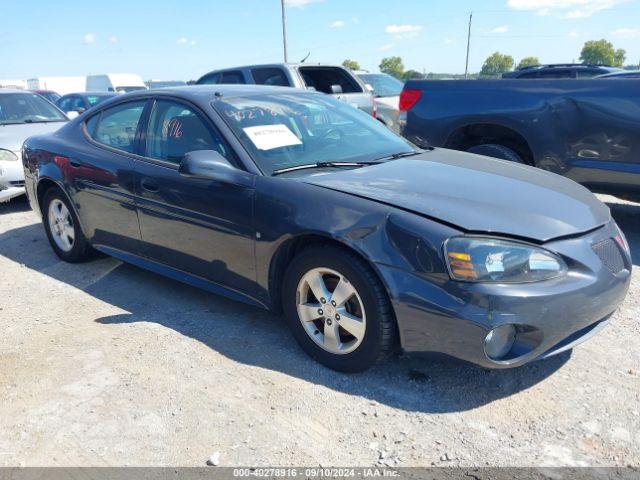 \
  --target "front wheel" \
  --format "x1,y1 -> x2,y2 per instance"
282,246 -> 396,372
